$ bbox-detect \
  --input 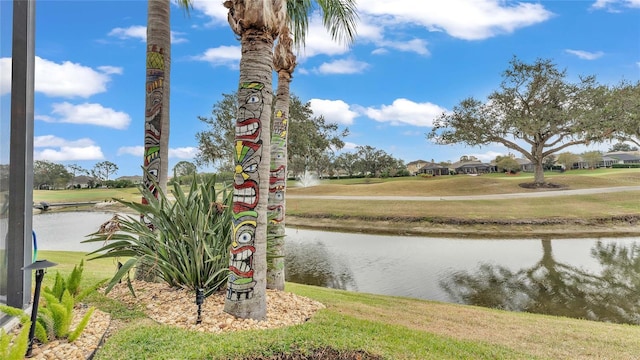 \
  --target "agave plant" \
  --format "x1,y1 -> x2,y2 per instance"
84,174 -> 233,297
